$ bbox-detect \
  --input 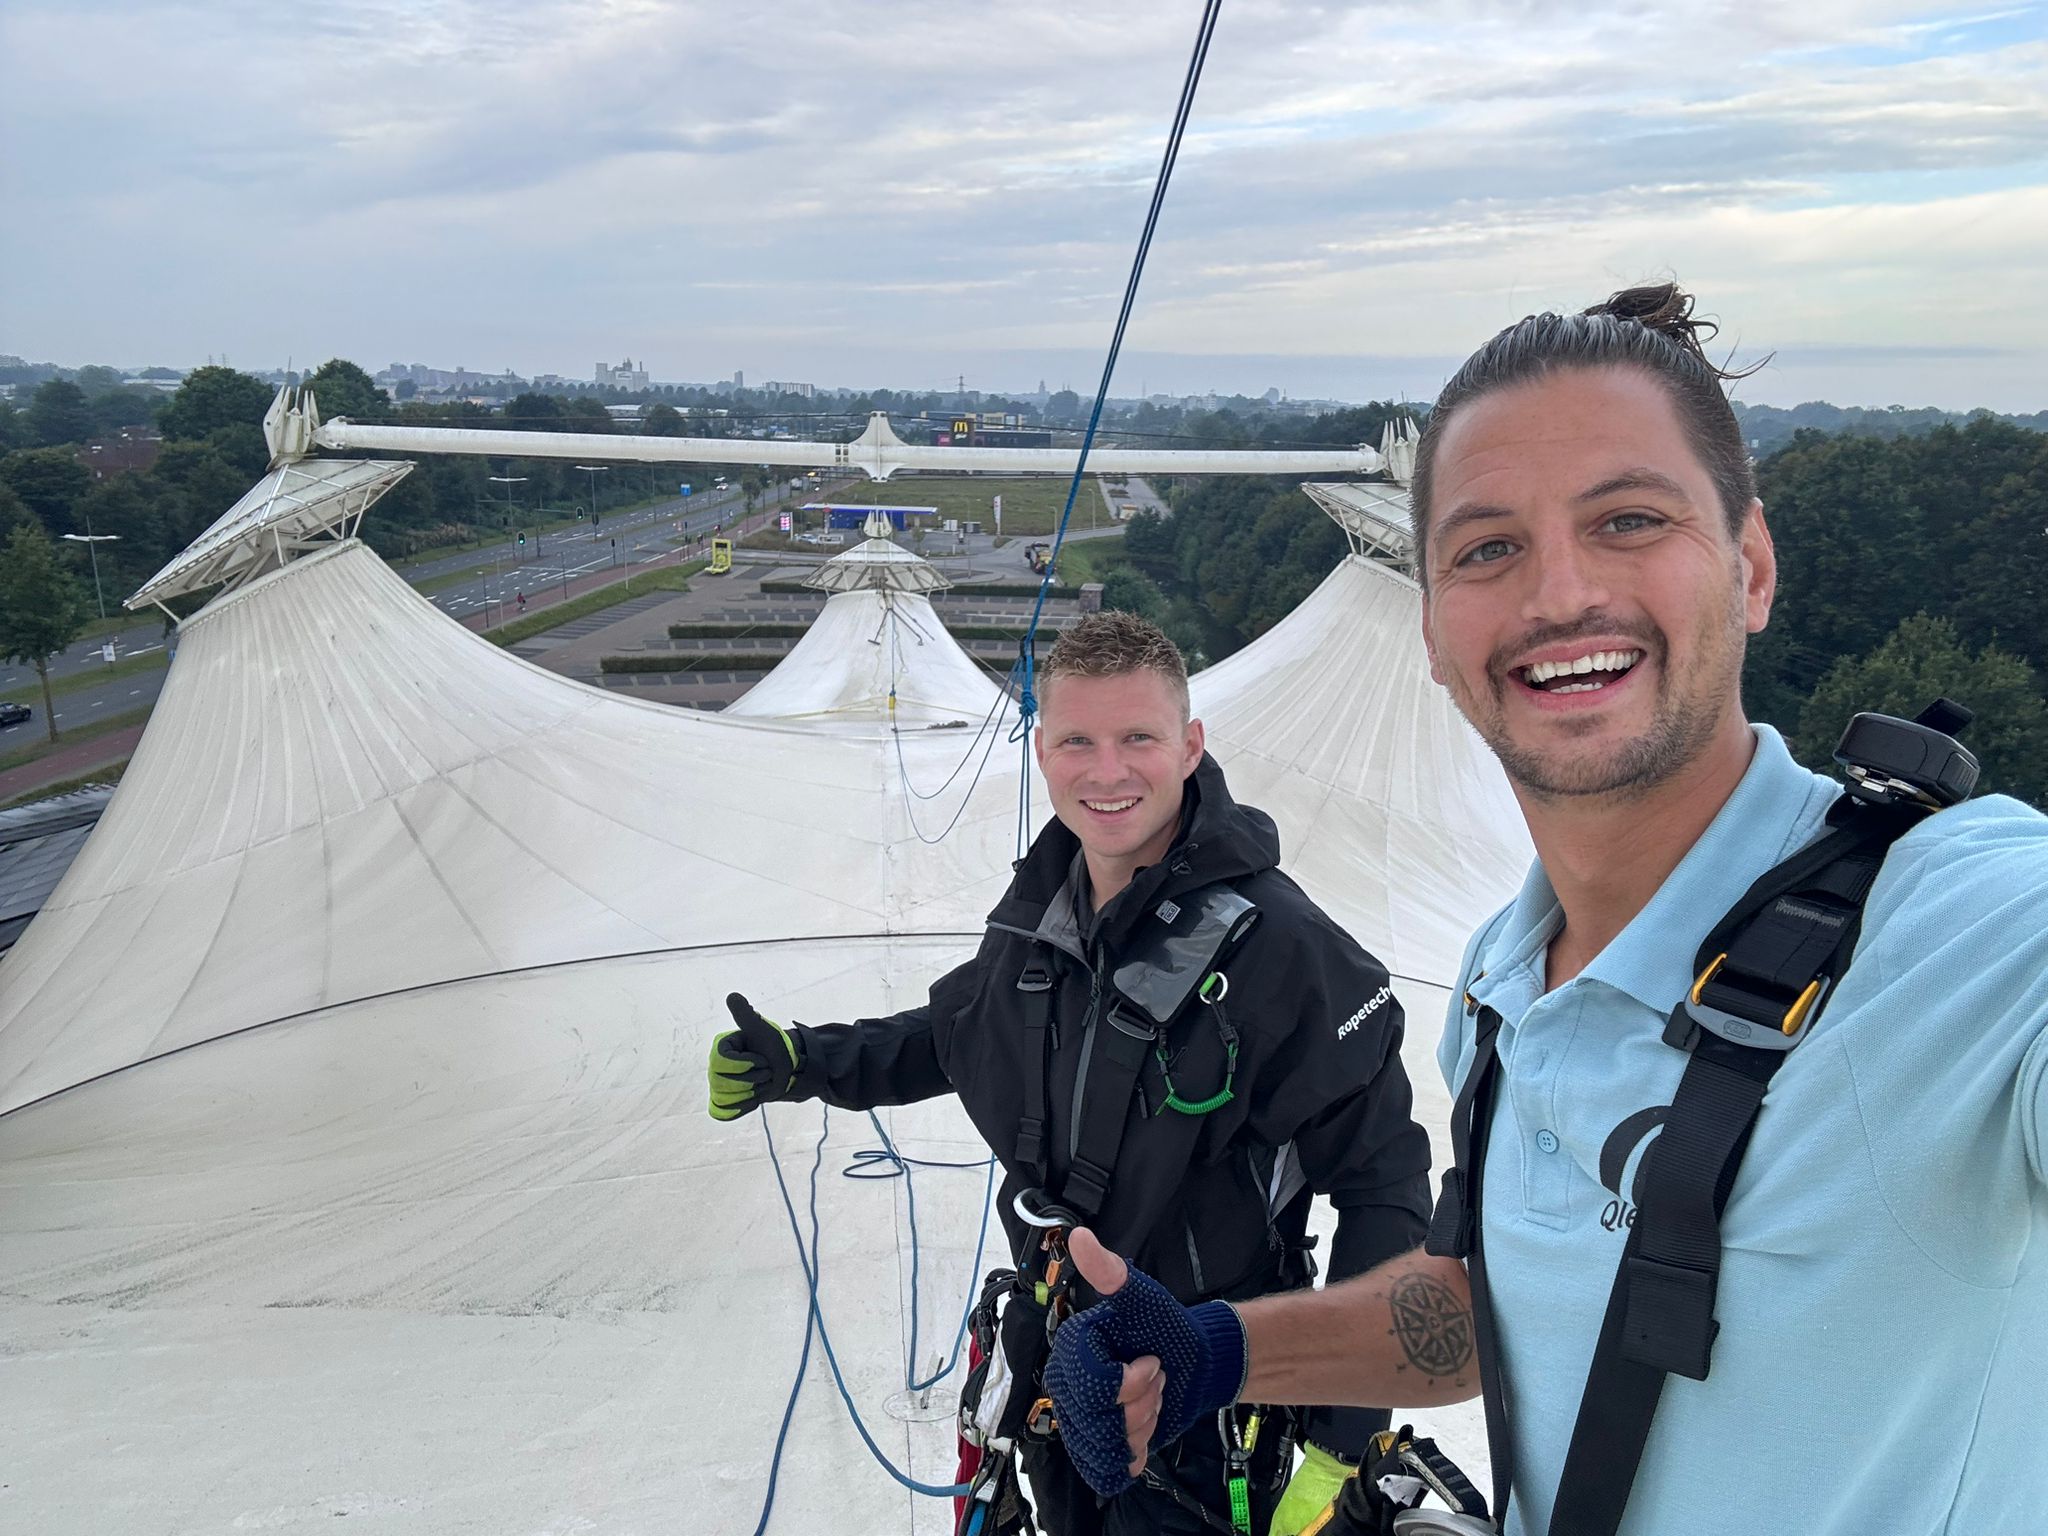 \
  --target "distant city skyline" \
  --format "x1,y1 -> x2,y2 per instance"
12,342 -> 2040,420
5,0 -> 2044,414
